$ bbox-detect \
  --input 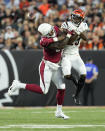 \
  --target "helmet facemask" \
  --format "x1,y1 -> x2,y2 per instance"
71,14 -> 84,26
47,27 -> 56,38
71,9 -> 85,26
